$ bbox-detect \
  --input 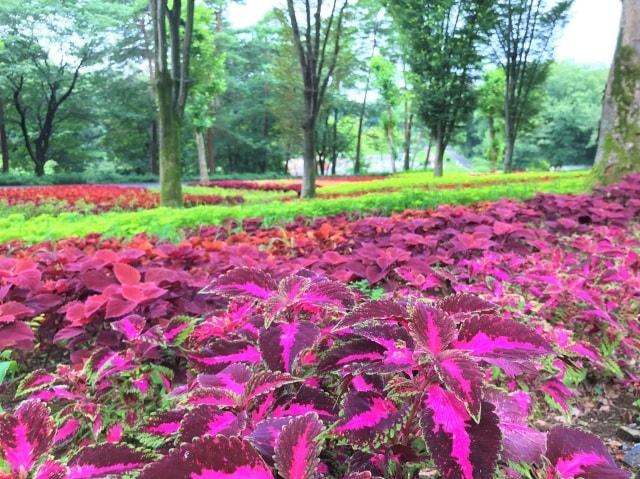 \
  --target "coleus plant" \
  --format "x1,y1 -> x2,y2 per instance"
0,270 -> 632,478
